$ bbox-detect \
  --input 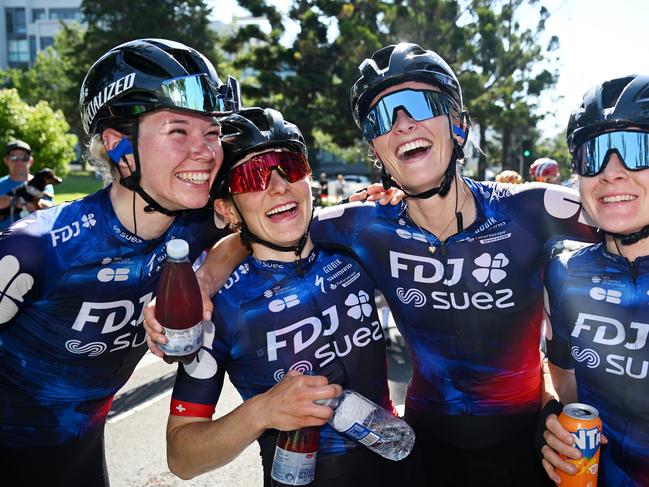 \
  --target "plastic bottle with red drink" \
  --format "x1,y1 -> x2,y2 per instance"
155,239 -> 203,365
270,371 -> 320,486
